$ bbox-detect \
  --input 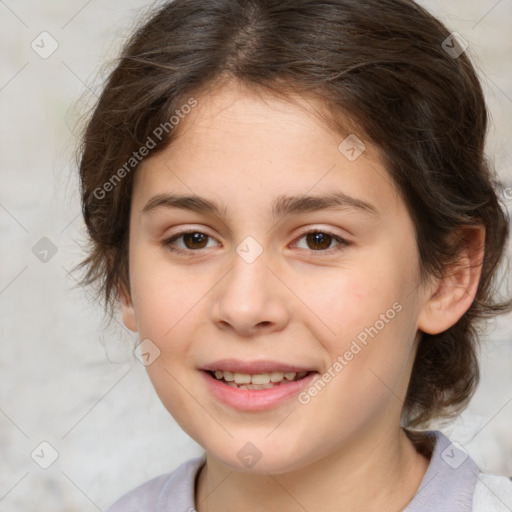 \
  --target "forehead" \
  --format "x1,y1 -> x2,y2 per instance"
133,82 -> 402,220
